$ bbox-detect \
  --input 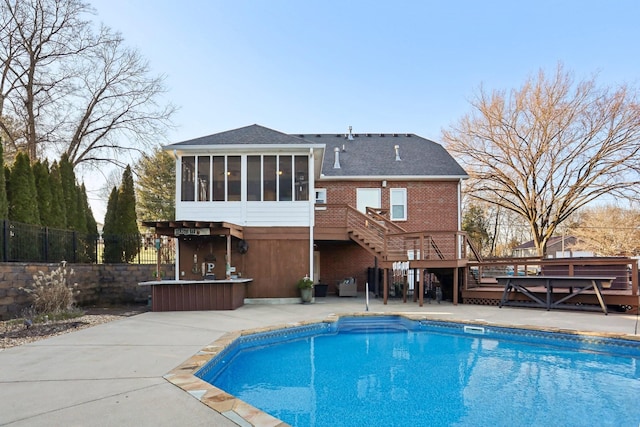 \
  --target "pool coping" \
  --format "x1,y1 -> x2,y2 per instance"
162,312 -> 640,427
